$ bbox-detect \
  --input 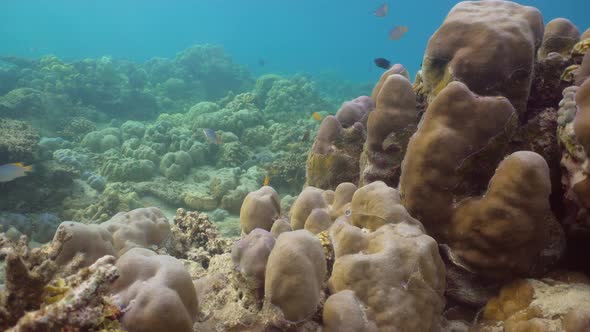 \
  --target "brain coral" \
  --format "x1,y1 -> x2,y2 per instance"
111,247 -> 199,332
421,0 -> 544,114
264,229 -> 326,322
